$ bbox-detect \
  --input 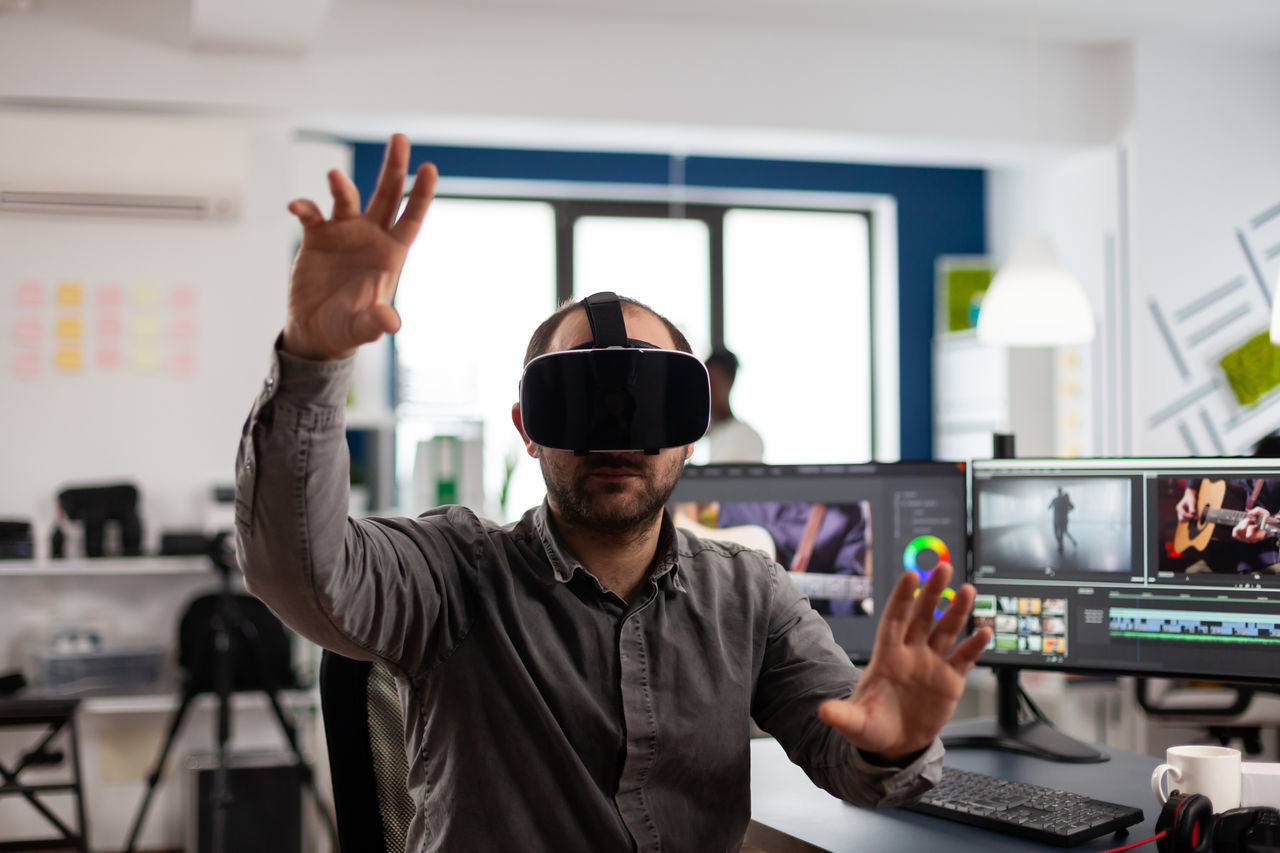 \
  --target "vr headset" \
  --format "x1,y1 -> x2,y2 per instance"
518,292 -> 710,456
